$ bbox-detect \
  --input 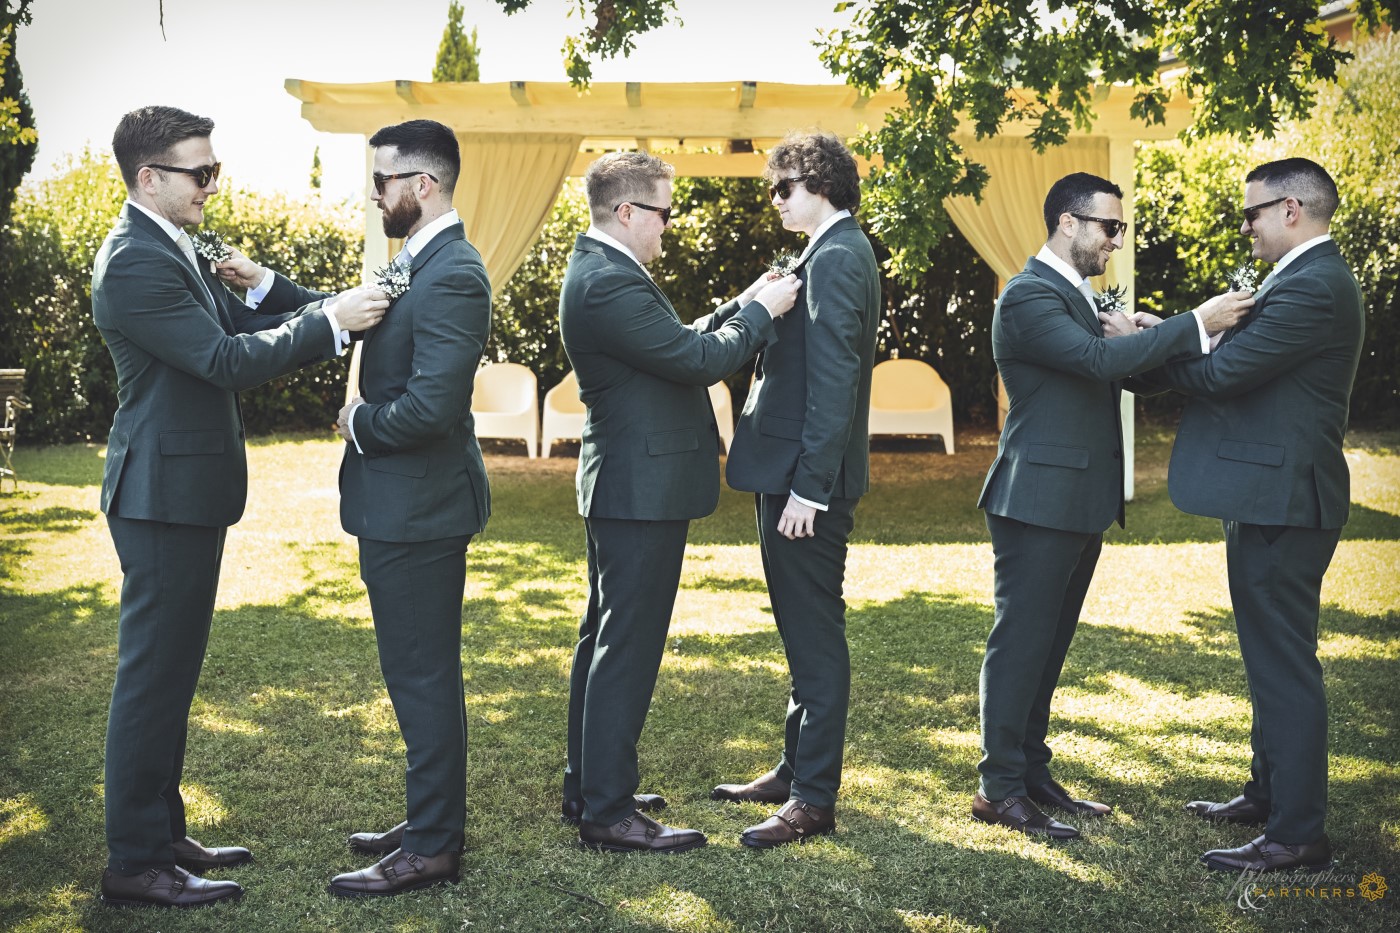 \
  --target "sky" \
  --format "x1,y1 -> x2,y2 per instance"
17,0 -> 852,201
